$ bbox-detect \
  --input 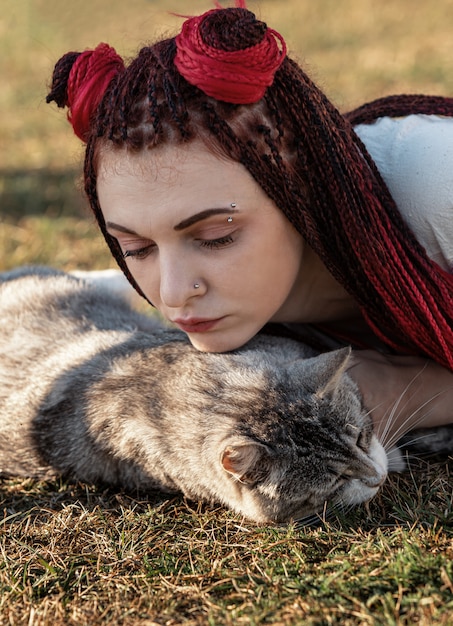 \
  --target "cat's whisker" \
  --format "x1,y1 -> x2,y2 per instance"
299,500 -> 347,528
395,449 -> 422,468
365,401 -> 401,456
294,513 -> 324,528
339,502 -> 356,518
378,398 -> 413,449
383,390 -> 447,451
382,406 -> 433,451
376,359 -> 453,455
361,365 -> 421,445
373,363 -> 429,449
396,431 -> 440,449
